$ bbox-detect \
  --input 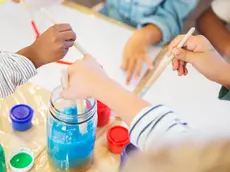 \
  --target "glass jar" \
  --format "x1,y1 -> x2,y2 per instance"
47,86 -> 97,171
